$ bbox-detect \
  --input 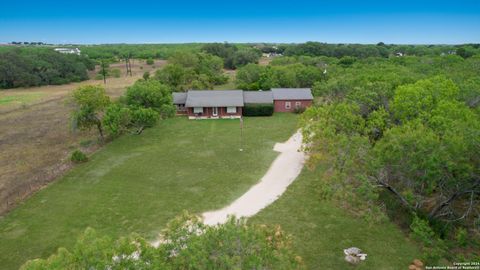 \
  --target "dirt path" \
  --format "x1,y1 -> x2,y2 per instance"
202,131 -> 306,225
151,131 -> 305,247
